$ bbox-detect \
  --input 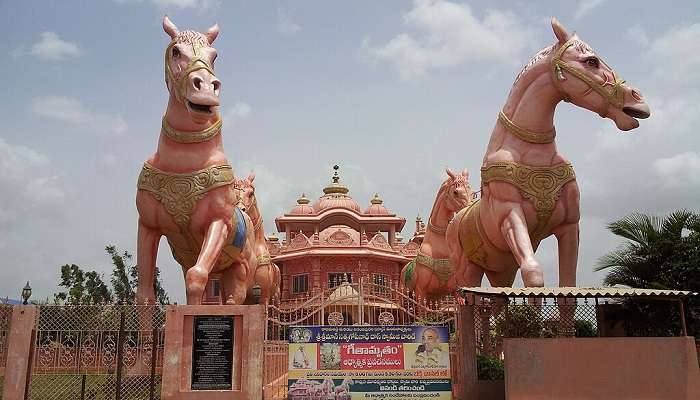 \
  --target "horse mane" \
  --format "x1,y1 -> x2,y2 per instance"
173,30 -> 209,47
